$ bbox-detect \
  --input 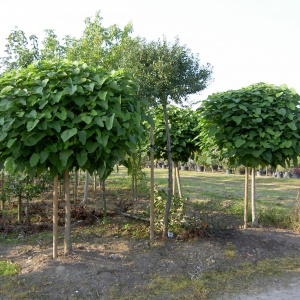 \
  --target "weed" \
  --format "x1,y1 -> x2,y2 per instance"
0,260 -> 20,276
